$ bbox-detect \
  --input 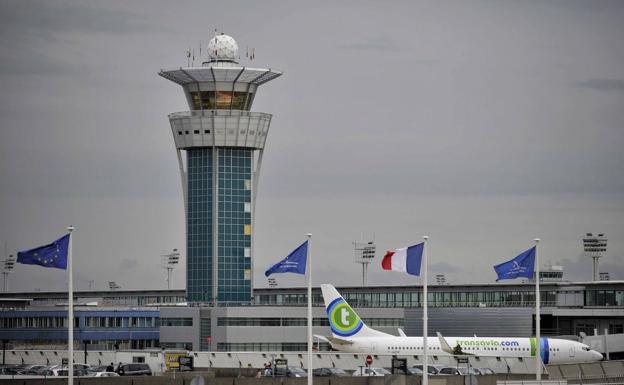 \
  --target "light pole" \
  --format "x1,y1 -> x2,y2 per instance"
161,249 -> 180,290
583,233 -> 607,281
354,241 -> 376,286
2,255 -> 15,293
